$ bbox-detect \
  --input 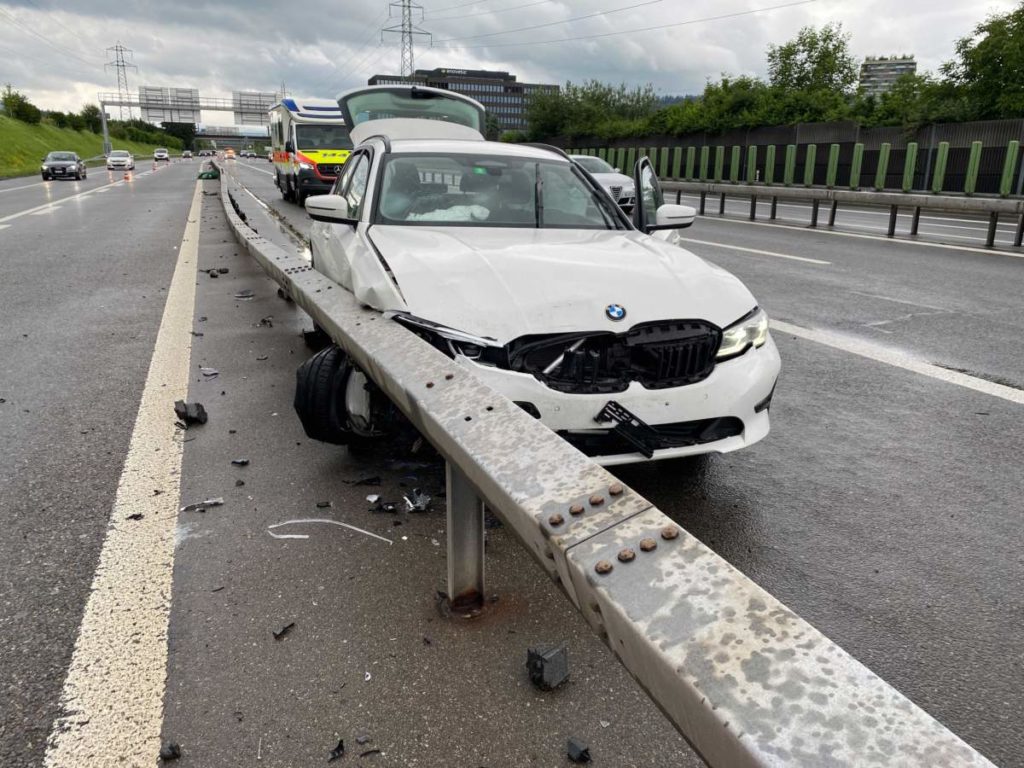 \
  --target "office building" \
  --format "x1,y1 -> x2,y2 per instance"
859,56 -> 917,97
